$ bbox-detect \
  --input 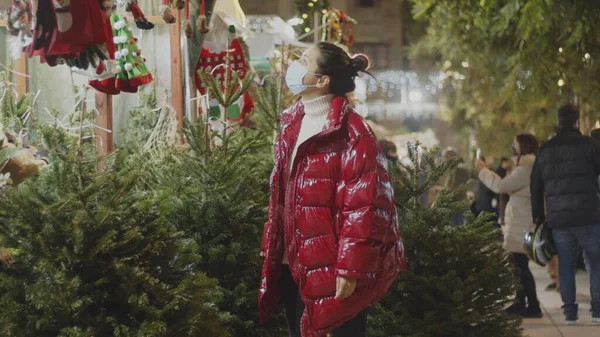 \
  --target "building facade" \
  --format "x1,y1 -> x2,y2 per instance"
241,0 -> 406,70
